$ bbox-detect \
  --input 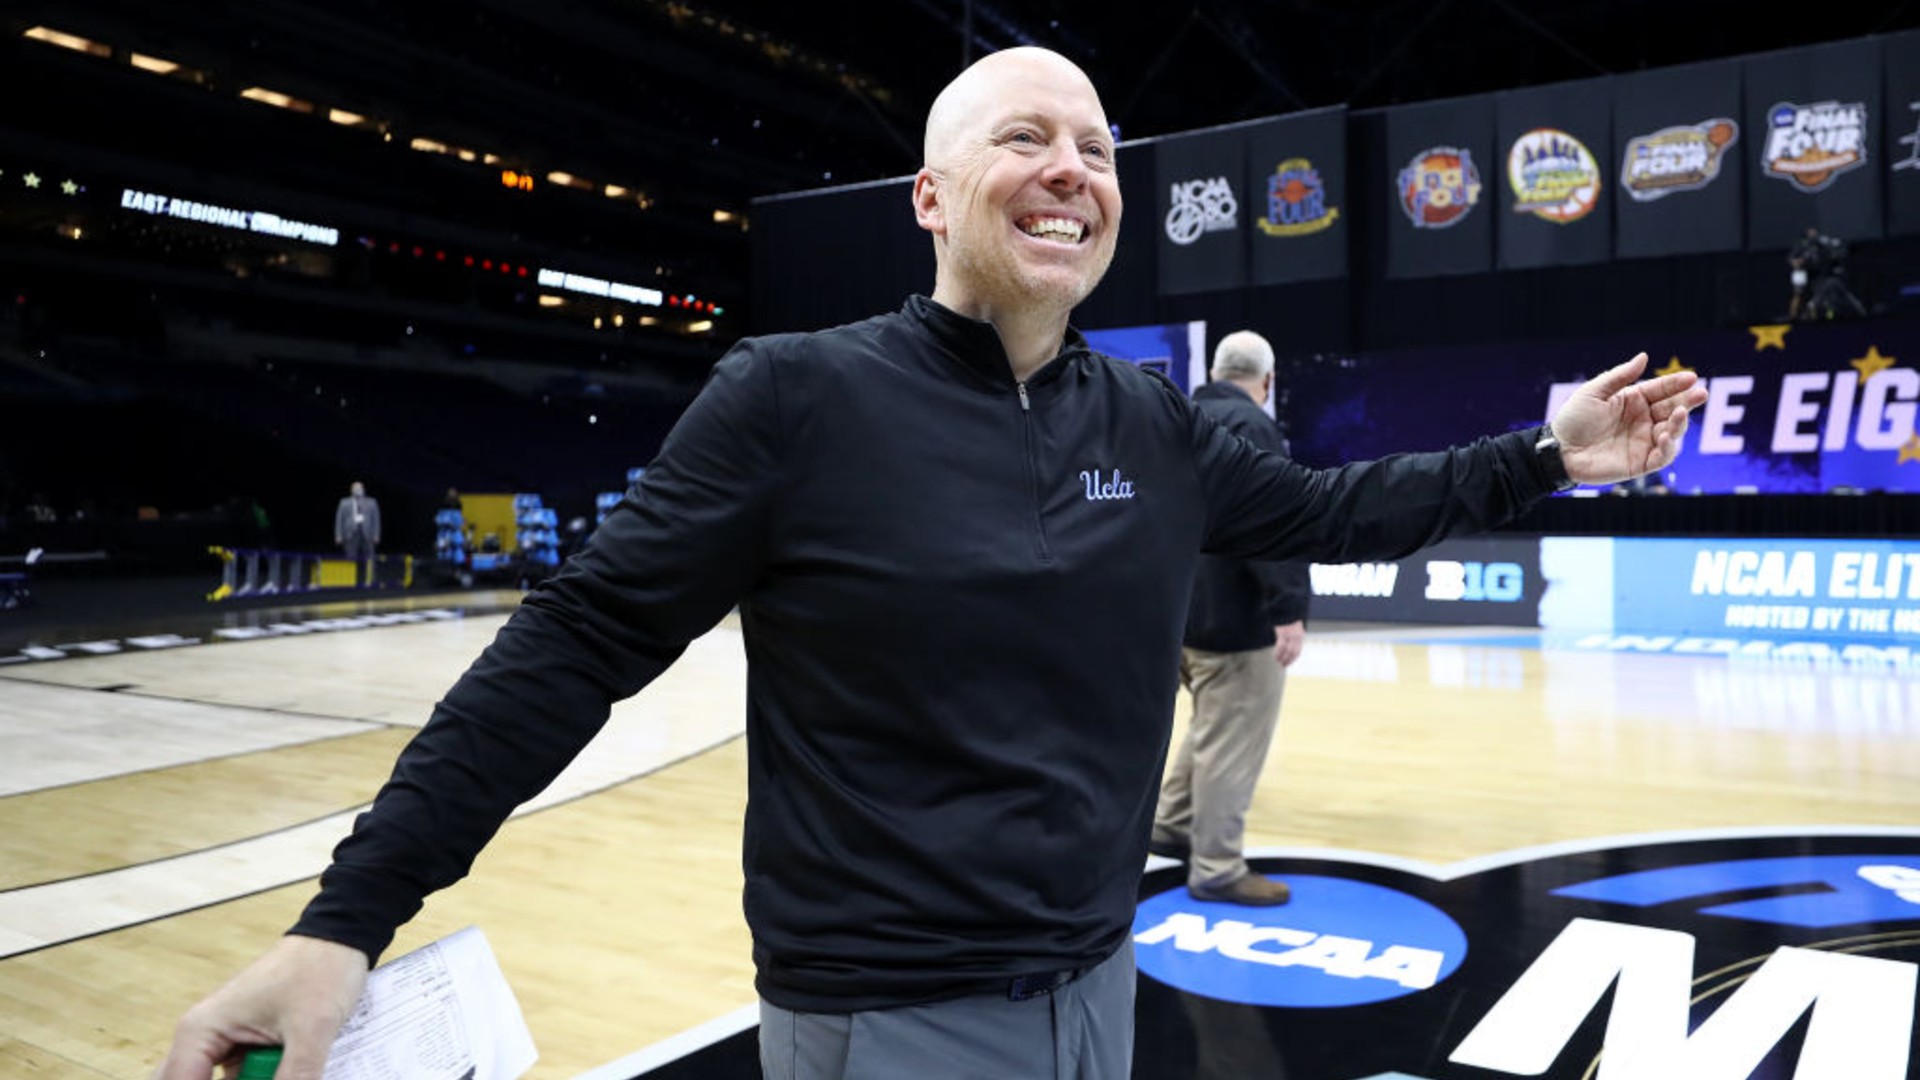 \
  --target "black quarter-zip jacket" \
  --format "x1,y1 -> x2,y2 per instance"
293,295 -> 1559,1011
